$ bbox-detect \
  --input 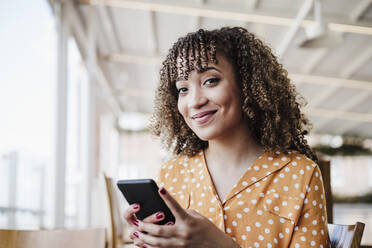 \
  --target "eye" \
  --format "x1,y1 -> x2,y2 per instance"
203,78 -> 220,86
177,87 -> 188,94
